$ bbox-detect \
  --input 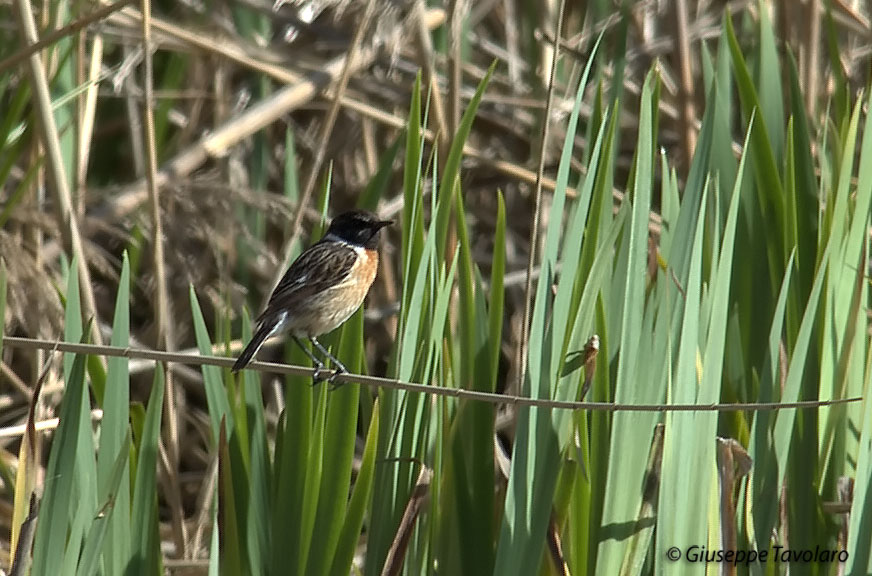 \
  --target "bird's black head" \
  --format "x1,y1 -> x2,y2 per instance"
324,210 -> 392,249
